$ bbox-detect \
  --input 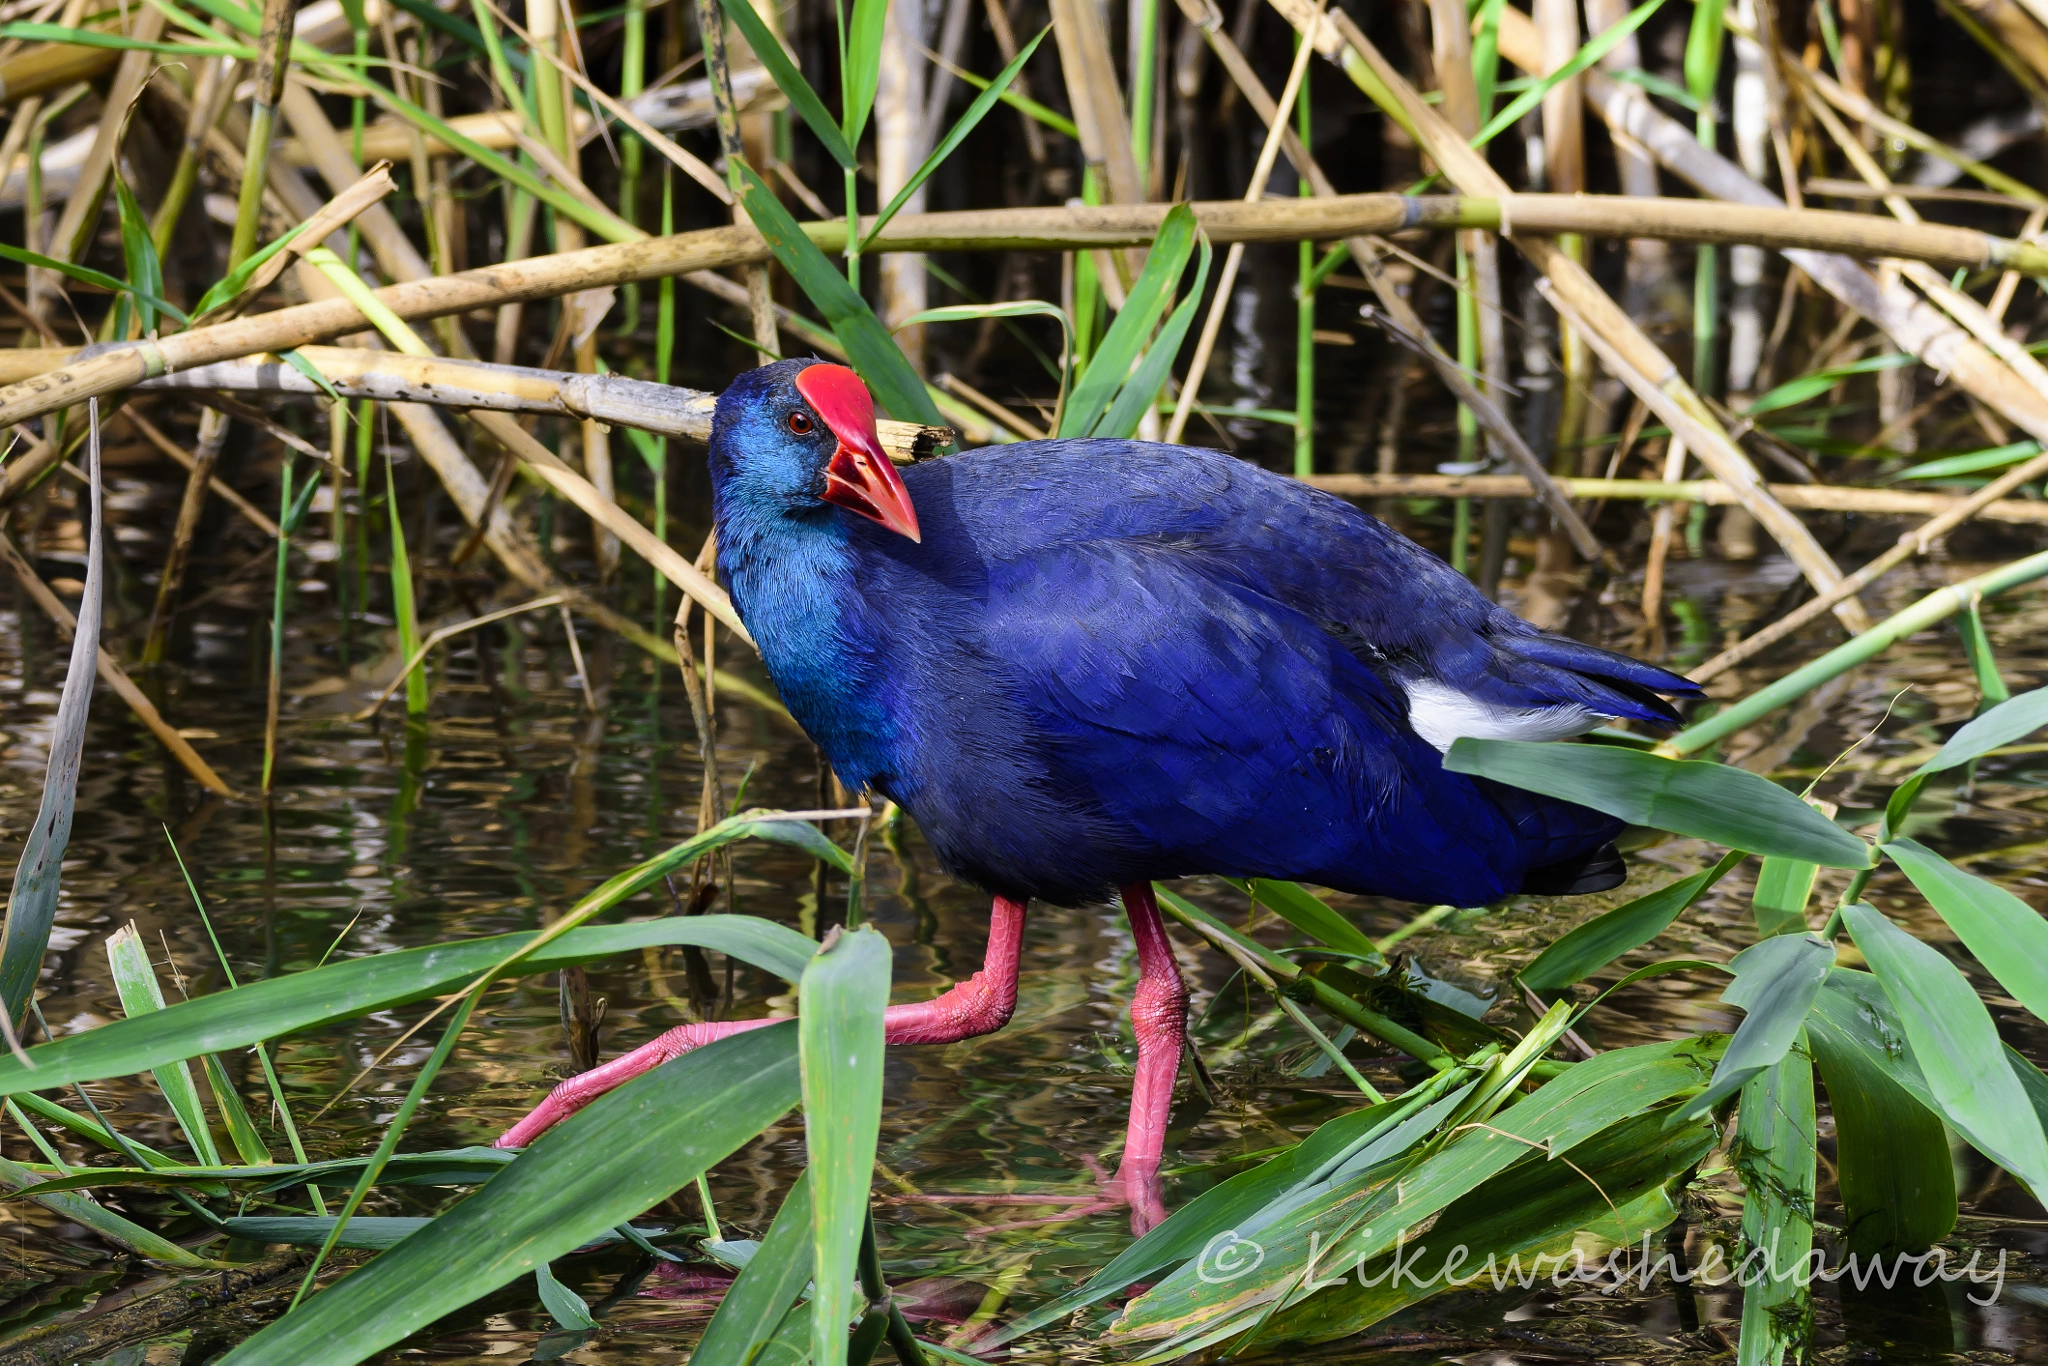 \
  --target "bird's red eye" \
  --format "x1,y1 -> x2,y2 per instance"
787,411 -> 814,435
